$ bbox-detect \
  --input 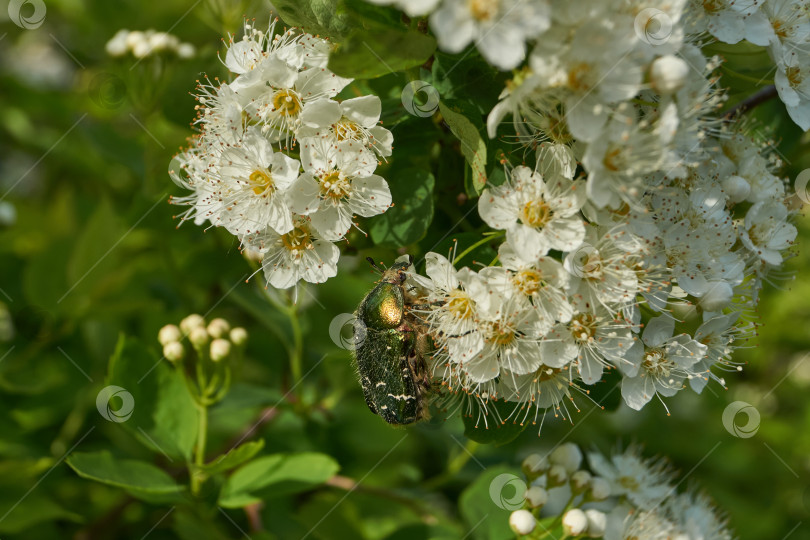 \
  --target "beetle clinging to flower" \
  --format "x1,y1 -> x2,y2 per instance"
352,257 -> 434,425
